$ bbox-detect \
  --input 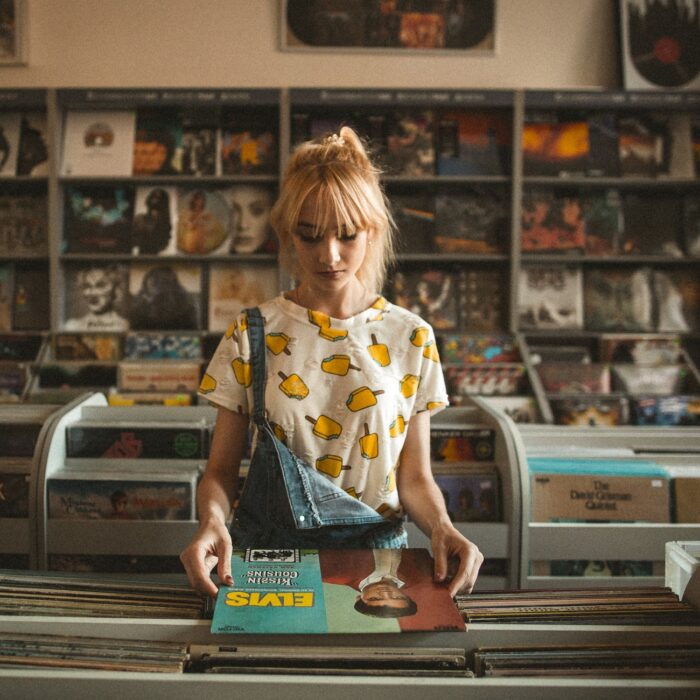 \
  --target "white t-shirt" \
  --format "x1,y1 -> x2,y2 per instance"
199,294 -> 448,517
